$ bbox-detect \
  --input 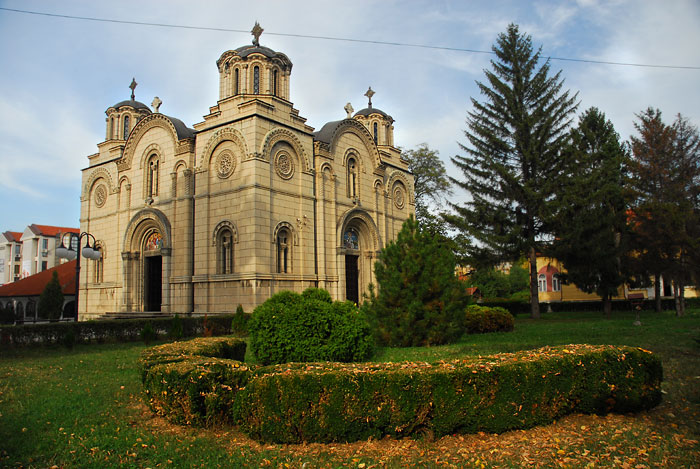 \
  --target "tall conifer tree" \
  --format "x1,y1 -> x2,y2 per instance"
549,108 -> 628,316
445,24 -> 578,318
